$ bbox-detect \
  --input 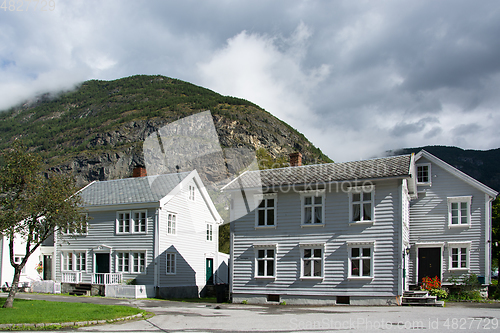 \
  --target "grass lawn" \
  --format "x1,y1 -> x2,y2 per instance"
0,298 -> 144,324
